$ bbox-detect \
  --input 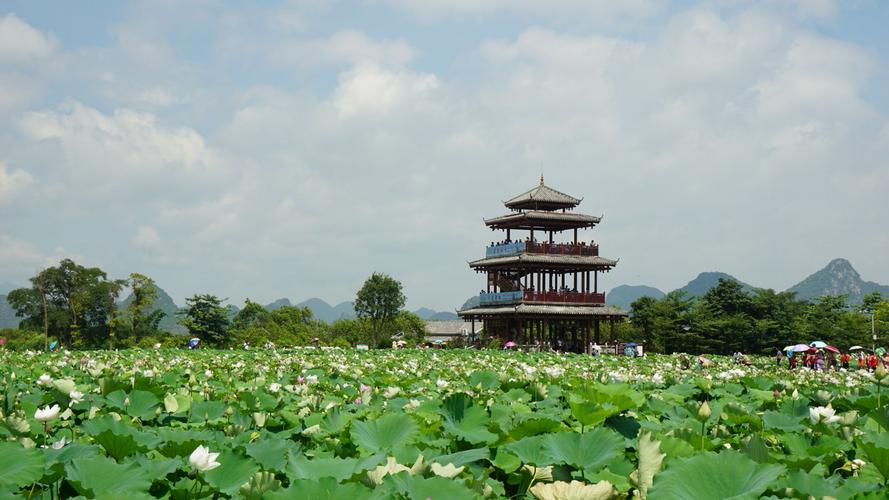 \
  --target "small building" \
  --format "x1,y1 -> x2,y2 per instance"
424,320 -> 484,344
